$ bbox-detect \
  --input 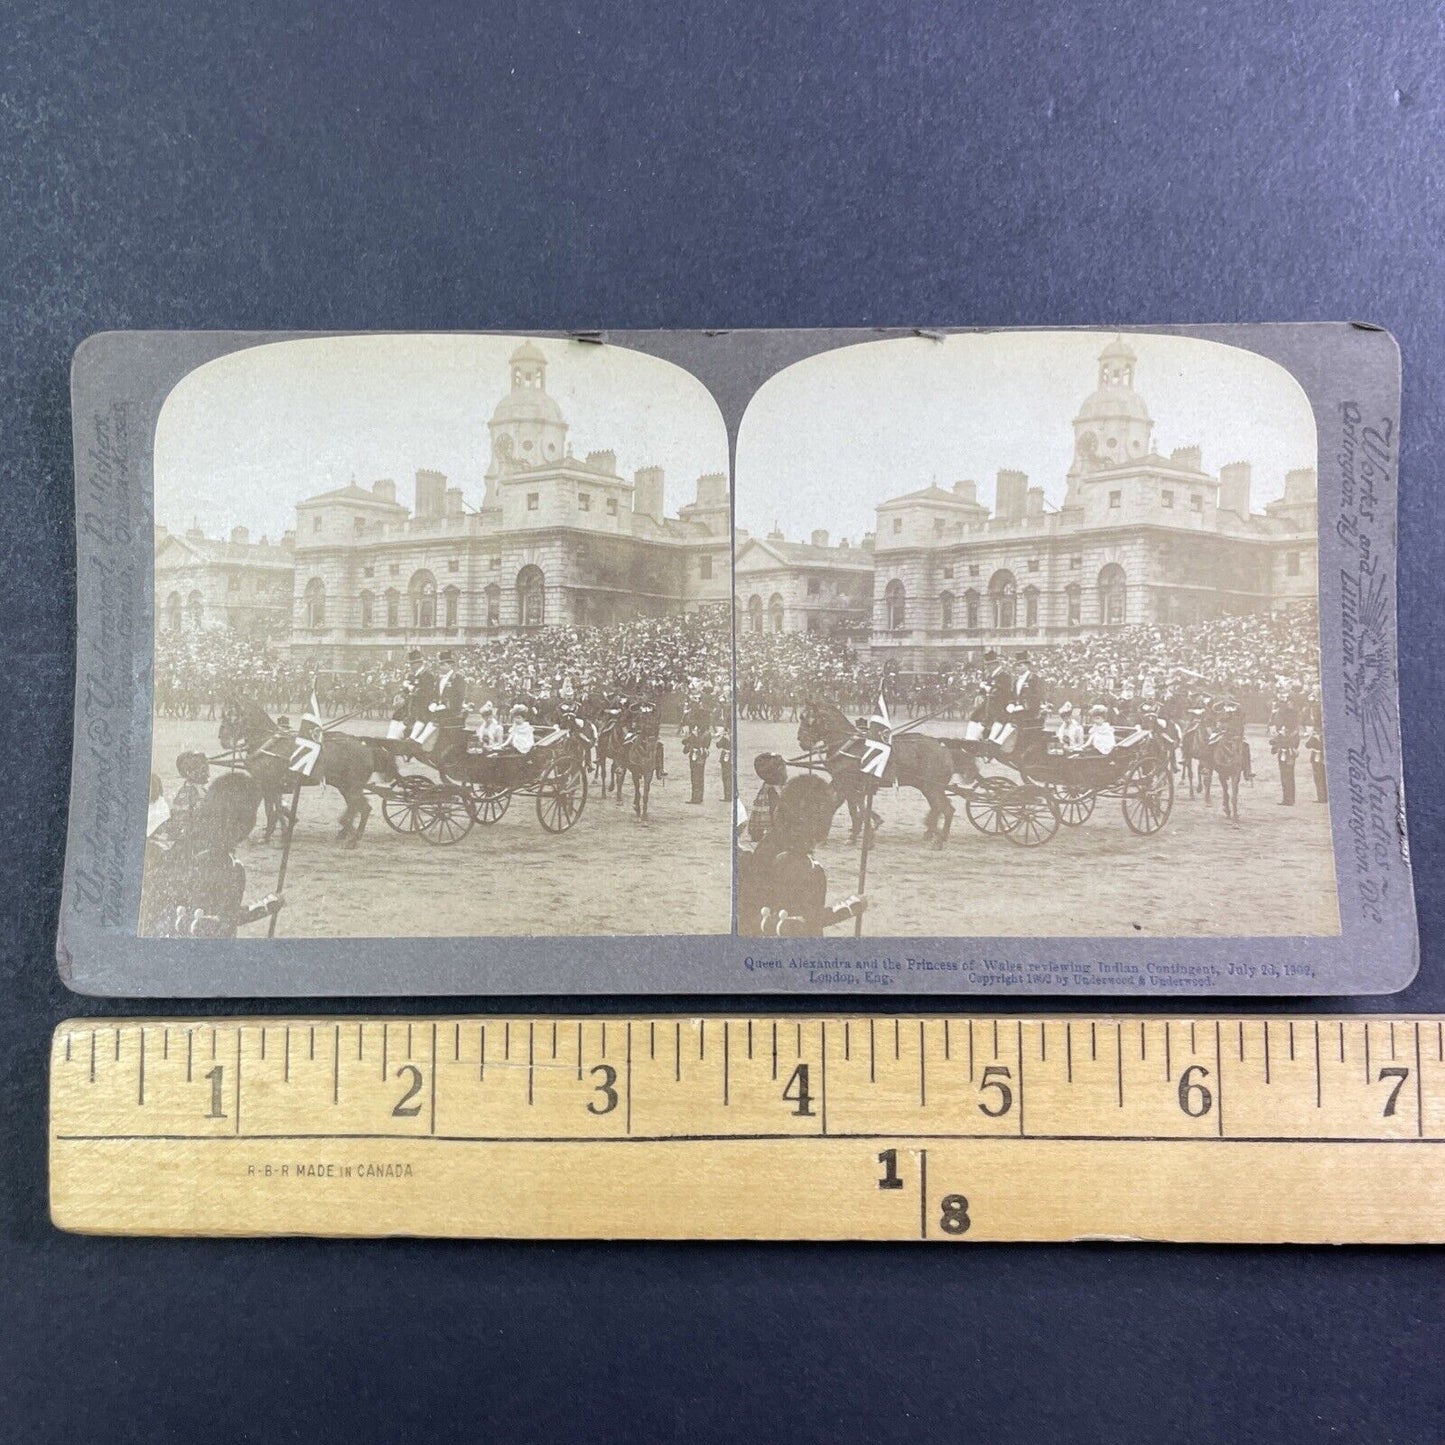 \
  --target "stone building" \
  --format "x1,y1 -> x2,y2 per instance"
288,342 -> 731,668
734,528 -> 875,637
154,524 -> 296,636
865,336 -> 1319,670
